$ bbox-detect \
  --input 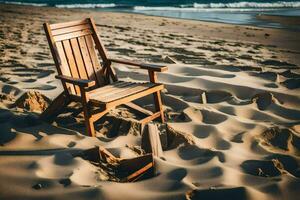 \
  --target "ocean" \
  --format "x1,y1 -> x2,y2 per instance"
1,0 -> 300,28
